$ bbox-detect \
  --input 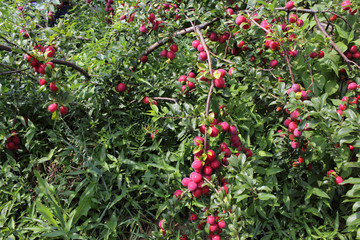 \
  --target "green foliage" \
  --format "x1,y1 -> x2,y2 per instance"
0,0 -> 360,239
